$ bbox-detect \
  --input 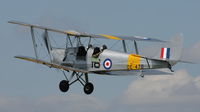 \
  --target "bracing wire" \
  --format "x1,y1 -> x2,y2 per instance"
109,40 -> 121,49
